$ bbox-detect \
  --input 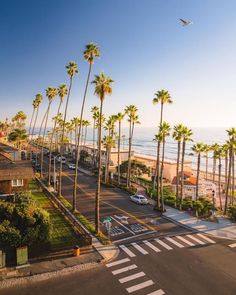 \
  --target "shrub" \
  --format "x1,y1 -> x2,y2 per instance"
228,205 -> 236,222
